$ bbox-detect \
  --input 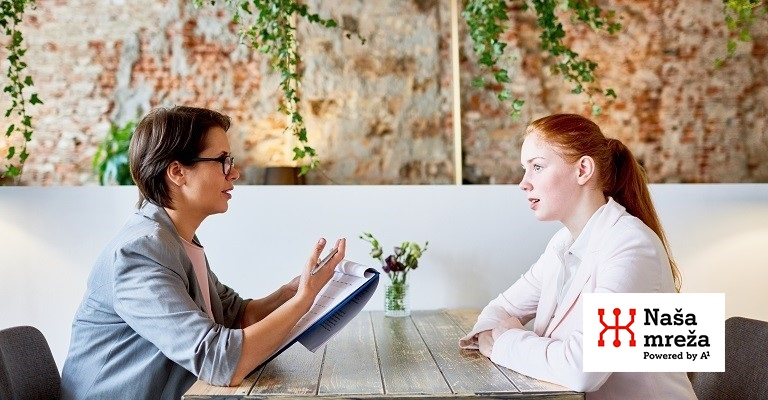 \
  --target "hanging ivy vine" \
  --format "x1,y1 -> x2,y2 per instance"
194,0 -> 361,174
1,0 -> 42,181
463,0 -> 621,119
717,0 -> 767,67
